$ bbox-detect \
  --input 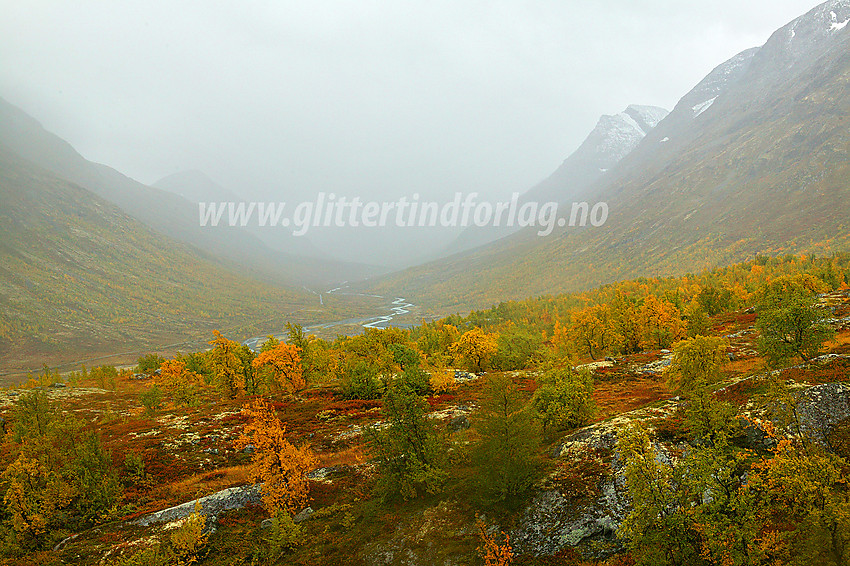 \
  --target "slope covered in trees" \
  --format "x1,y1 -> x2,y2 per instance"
1,253 -> 848,565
